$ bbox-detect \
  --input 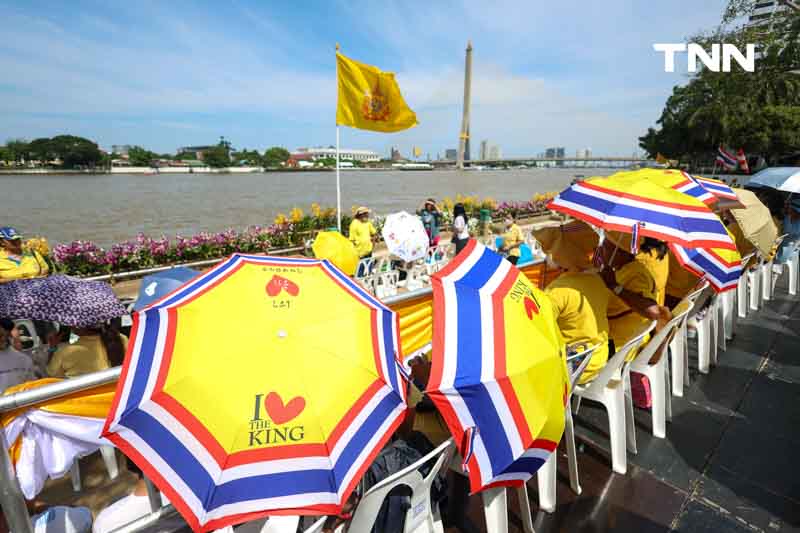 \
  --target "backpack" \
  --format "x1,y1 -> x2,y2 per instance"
360,433 -> 448,533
